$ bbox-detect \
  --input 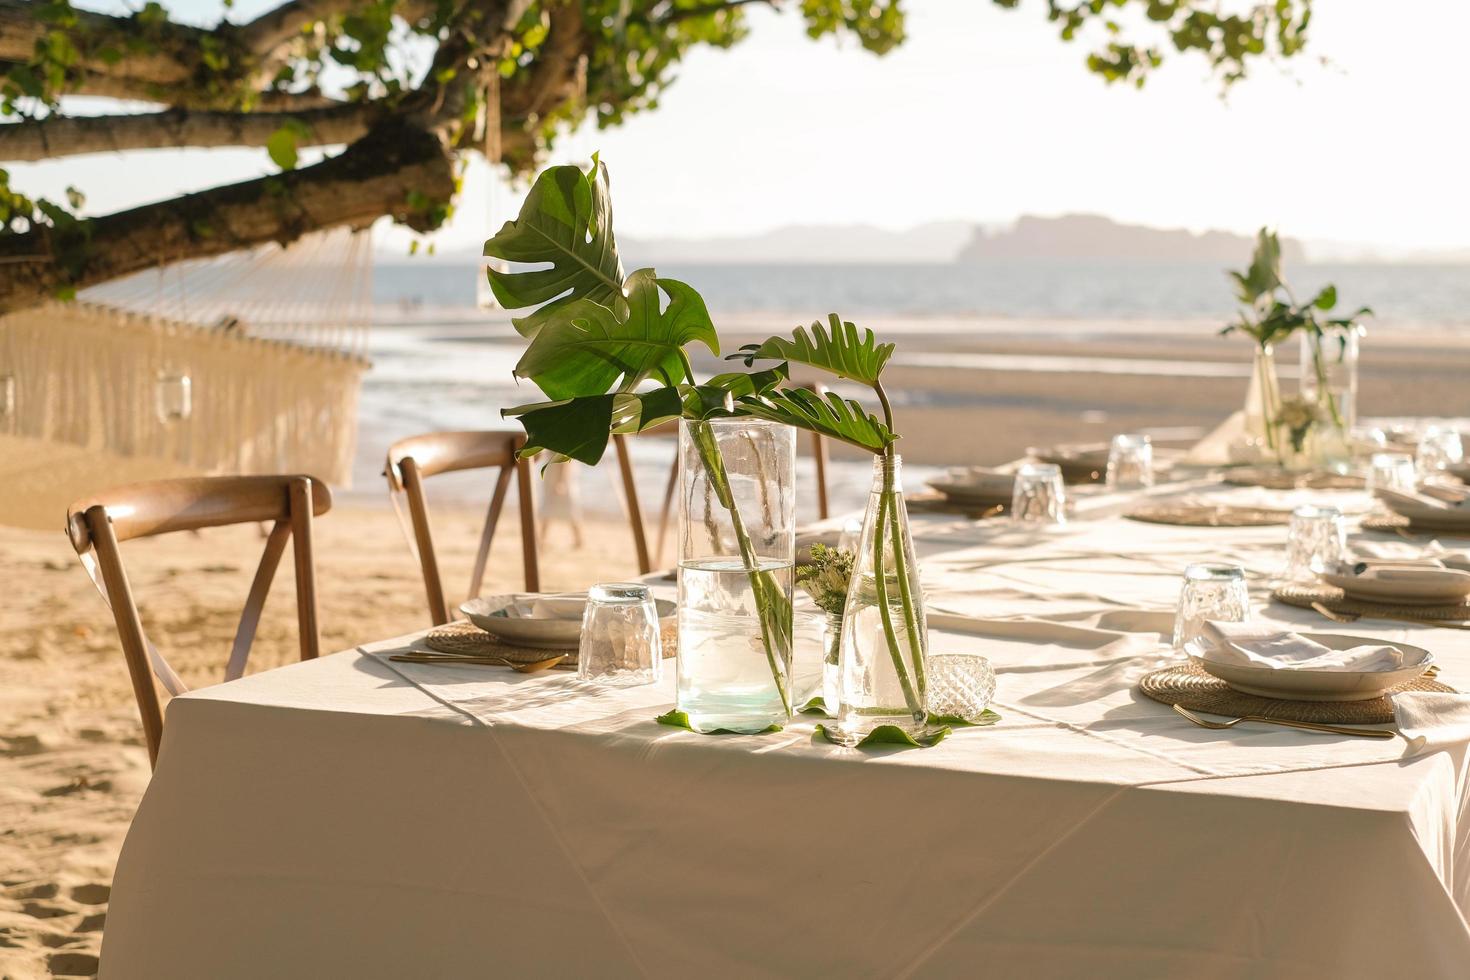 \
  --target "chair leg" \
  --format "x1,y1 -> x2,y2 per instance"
613,435 -> 652,575
402,459 -> 449,626
87,508 -> 166,768
469,465 -> 514,600
514,442 -> 541,592
288,477 -> 320,660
